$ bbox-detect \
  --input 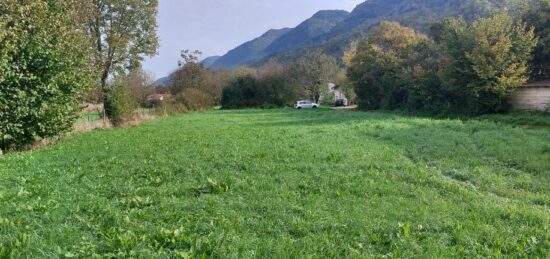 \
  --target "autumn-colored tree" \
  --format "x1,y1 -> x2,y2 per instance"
347,21 -> 429,109
440,13 -> 536,113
